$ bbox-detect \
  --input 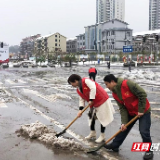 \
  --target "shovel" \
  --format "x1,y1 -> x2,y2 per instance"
55,104 -> 91,137
86,115 -> 139,153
